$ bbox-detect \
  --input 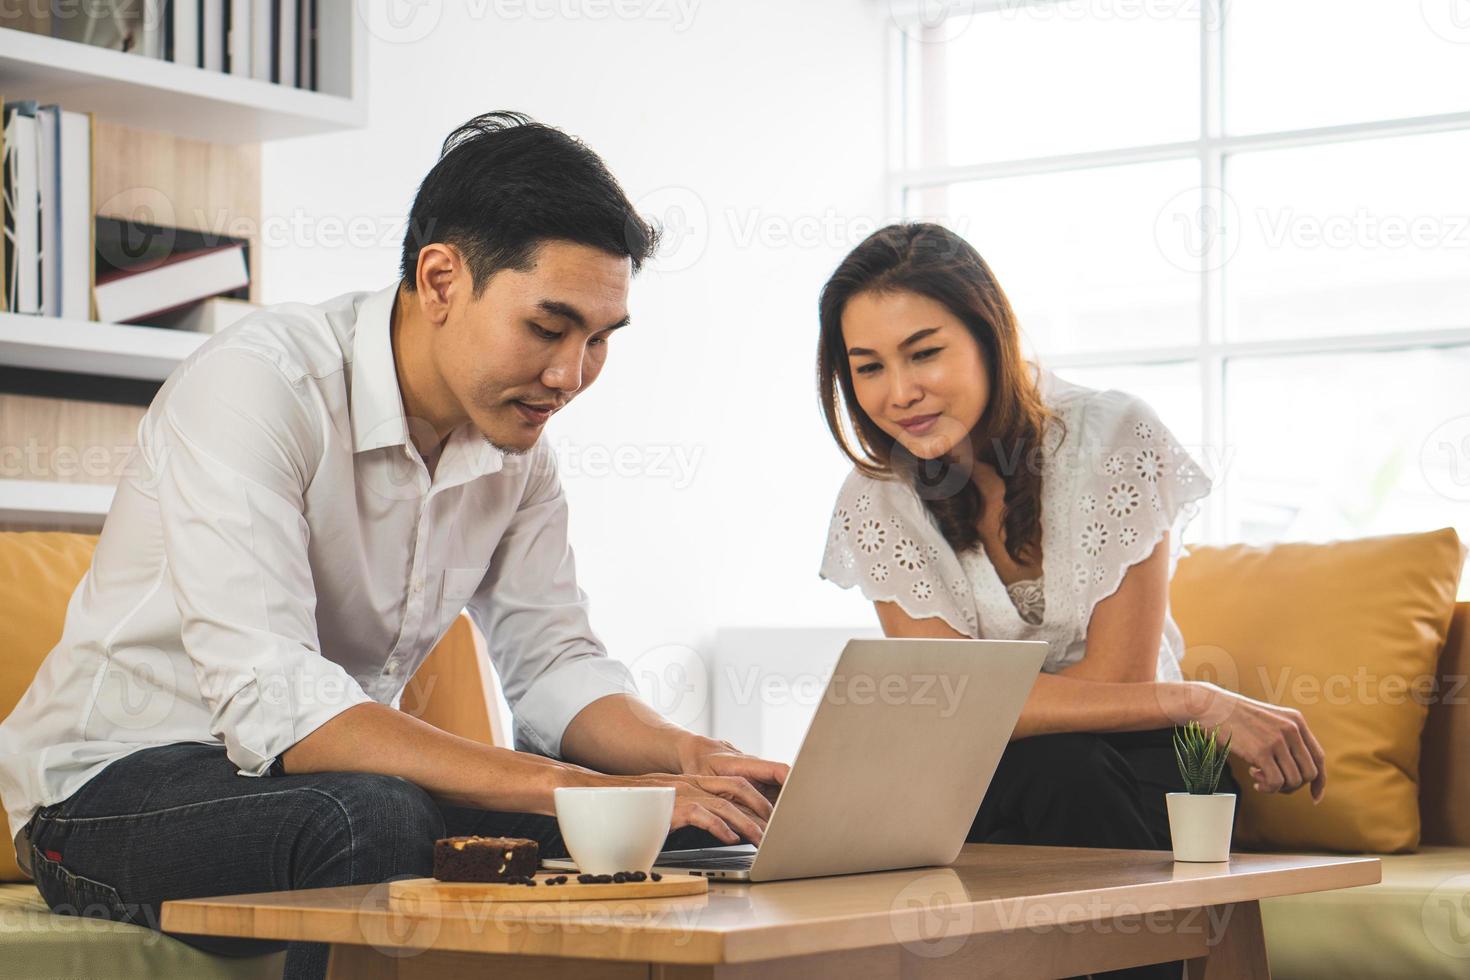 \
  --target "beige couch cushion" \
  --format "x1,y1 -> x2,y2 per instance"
0,882 -> 283,979
1261,847 -> 1470,978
